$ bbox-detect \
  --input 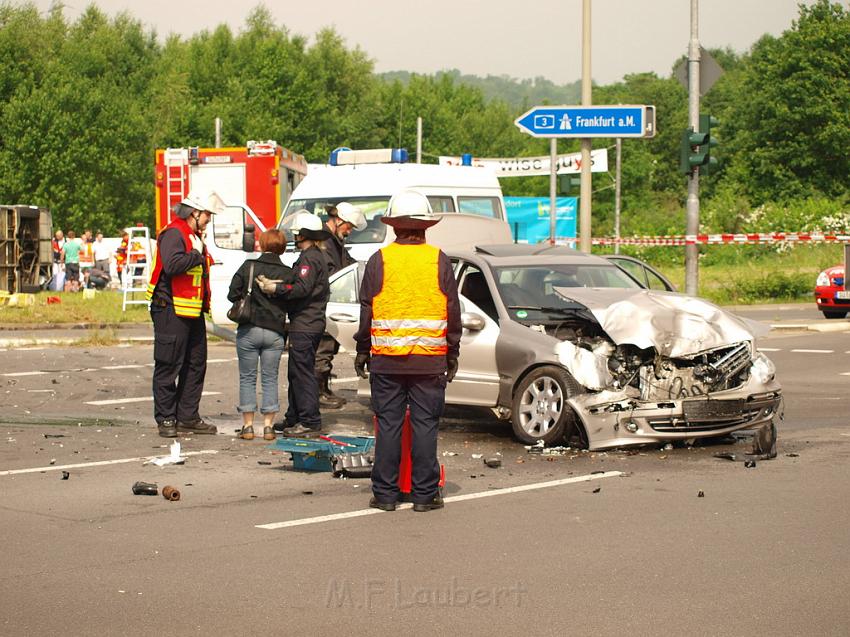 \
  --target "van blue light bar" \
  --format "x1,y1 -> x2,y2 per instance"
329,148 -> 409,166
